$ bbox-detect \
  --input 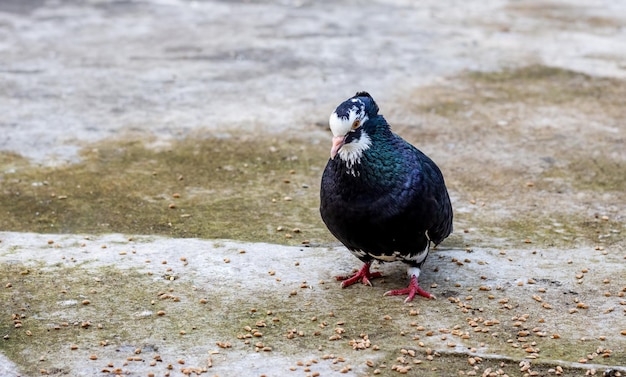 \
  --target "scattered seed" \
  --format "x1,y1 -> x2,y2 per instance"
216,341 -> 231,348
